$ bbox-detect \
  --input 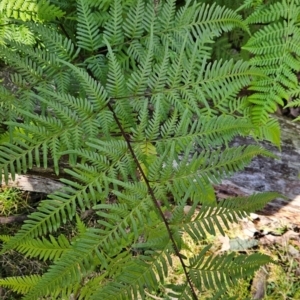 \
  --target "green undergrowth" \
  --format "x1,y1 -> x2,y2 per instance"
0,188 -> 299,300
0,188 -> 28,217
144,225 -> 300,300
